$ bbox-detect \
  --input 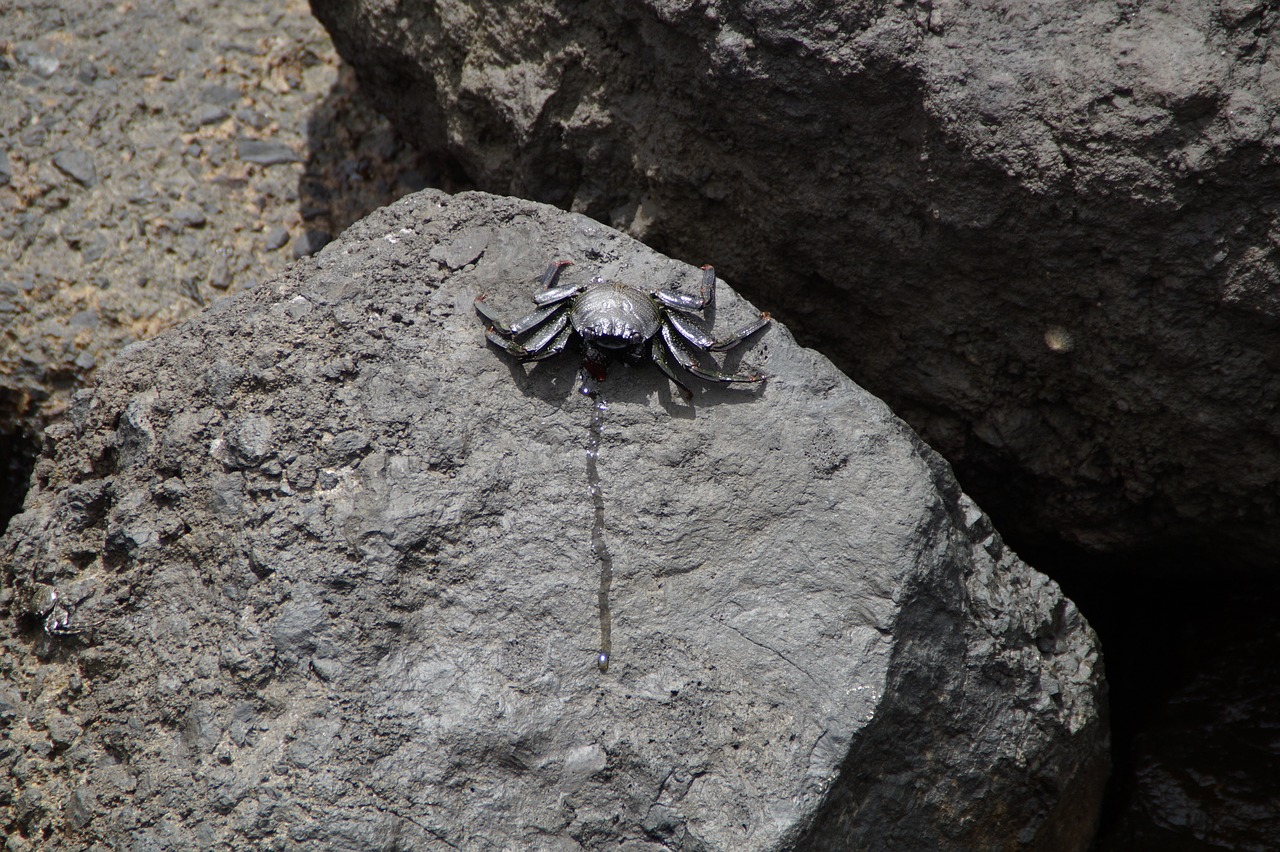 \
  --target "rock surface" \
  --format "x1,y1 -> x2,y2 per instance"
0,0 -> 440,526
0,190 -> 1105,849
310,0 -> 1280,560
